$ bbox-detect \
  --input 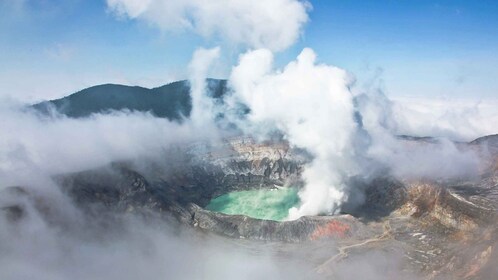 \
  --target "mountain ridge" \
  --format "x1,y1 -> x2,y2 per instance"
32,79 -> 228,120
